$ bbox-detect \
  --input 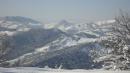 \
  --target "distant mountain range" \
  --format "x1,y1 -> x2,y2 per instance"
0,16 -> 115,69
